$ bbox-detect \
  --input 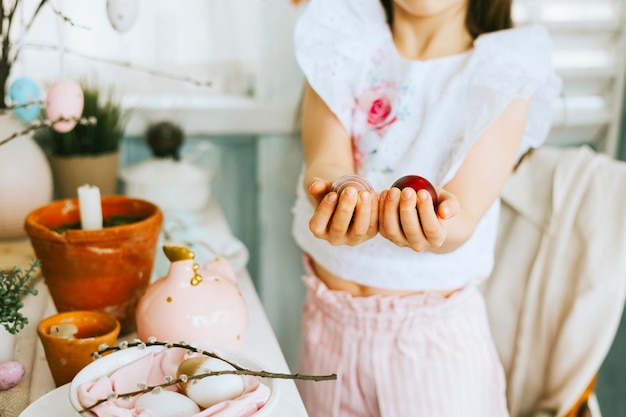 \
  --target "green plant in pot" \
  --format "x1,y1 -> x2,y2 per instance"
1,260 -> 40,363
35,81 -> 130,199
